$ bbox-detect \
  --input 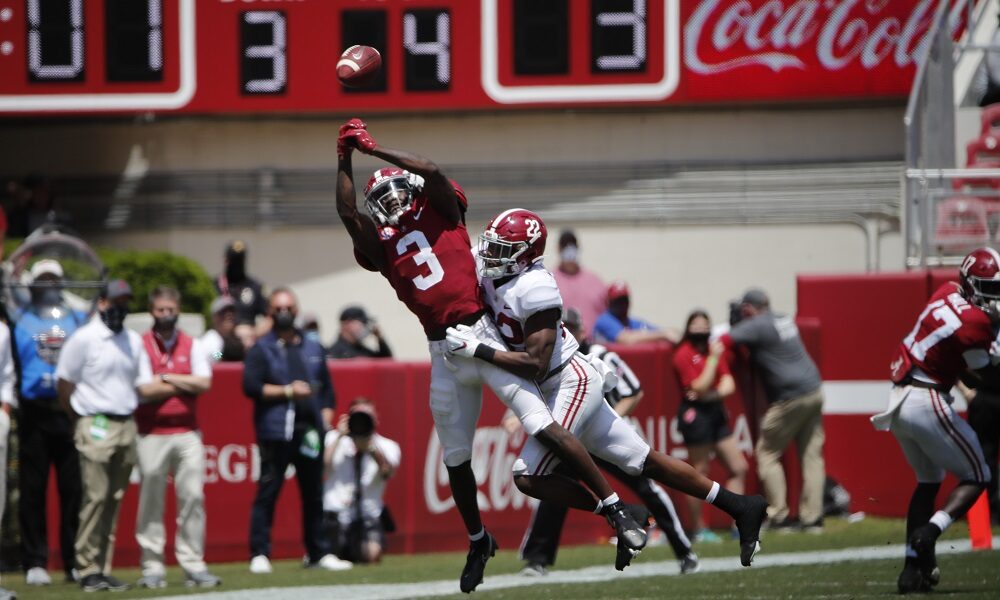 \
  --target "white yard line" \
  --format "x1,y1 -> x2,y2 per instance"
161,537 -> 999,600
